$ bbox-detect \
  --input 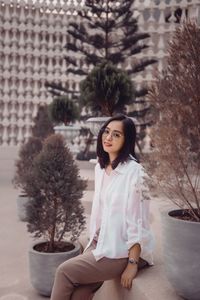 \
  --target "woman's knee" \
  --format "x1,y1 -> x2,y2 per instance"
55,256 -> 80,279
51,260 -> 77,300
55,261 -> 70,279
